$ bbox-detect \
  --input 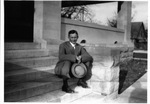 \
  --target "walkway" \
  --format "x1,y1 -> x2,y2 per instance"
72,72 -> 147,103
111,72 -> 147,103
